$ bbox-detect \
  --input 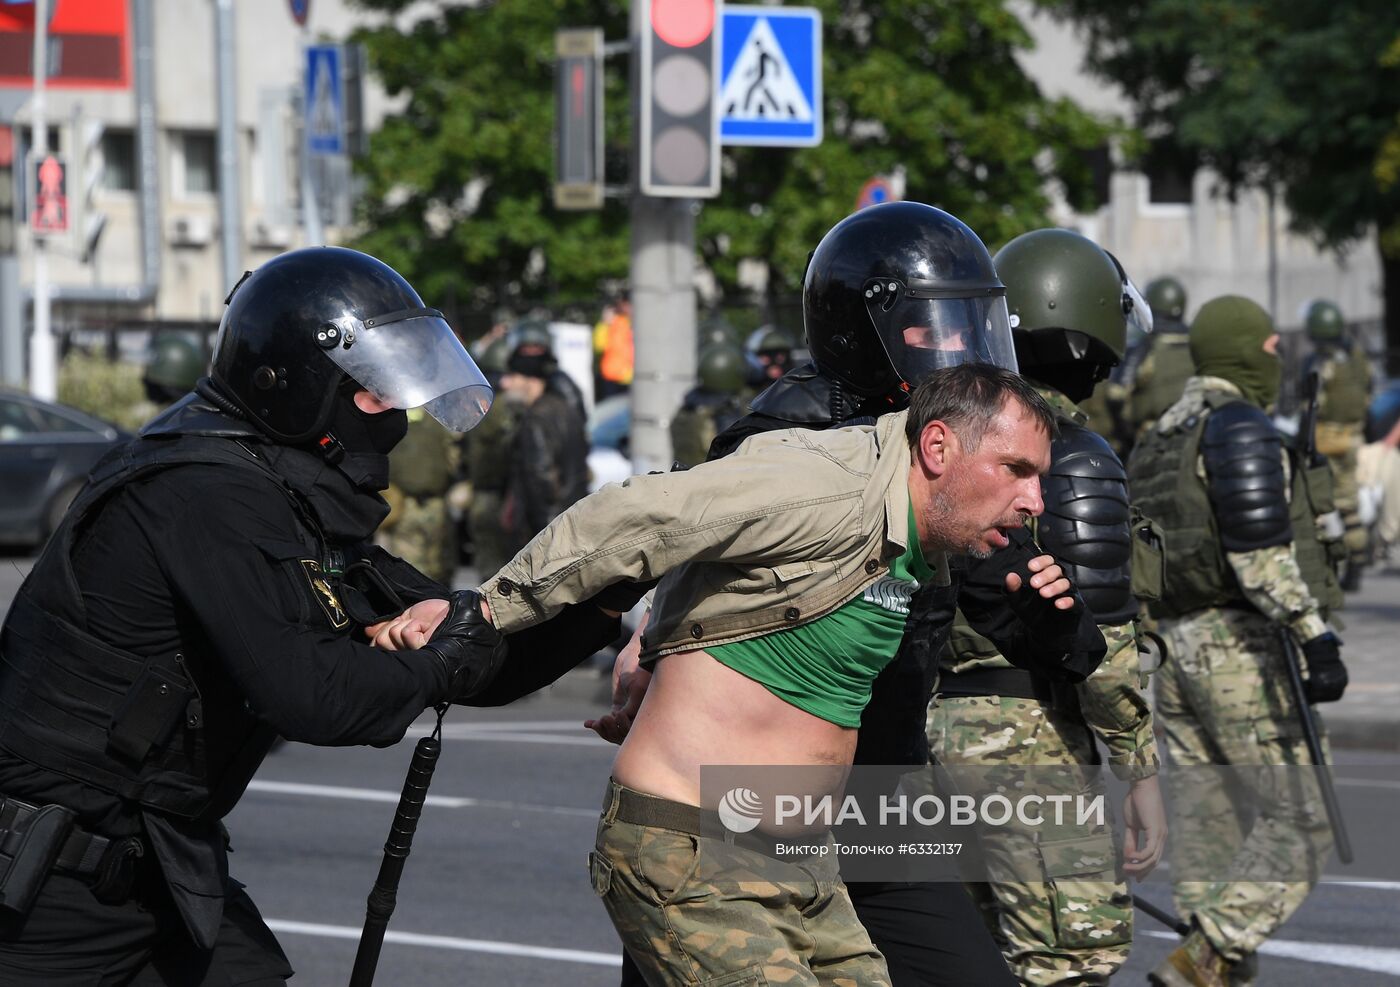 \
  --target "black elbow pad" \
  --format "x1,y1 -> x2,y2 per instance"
1038,424 -> 1136,624
1202,402 -> 1292,551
